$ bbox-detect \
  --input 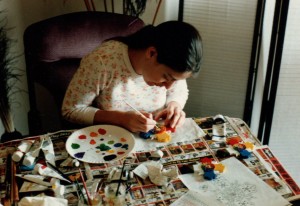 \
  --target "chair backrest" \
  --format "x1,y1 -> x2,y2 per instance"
24,11 -> 144,135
